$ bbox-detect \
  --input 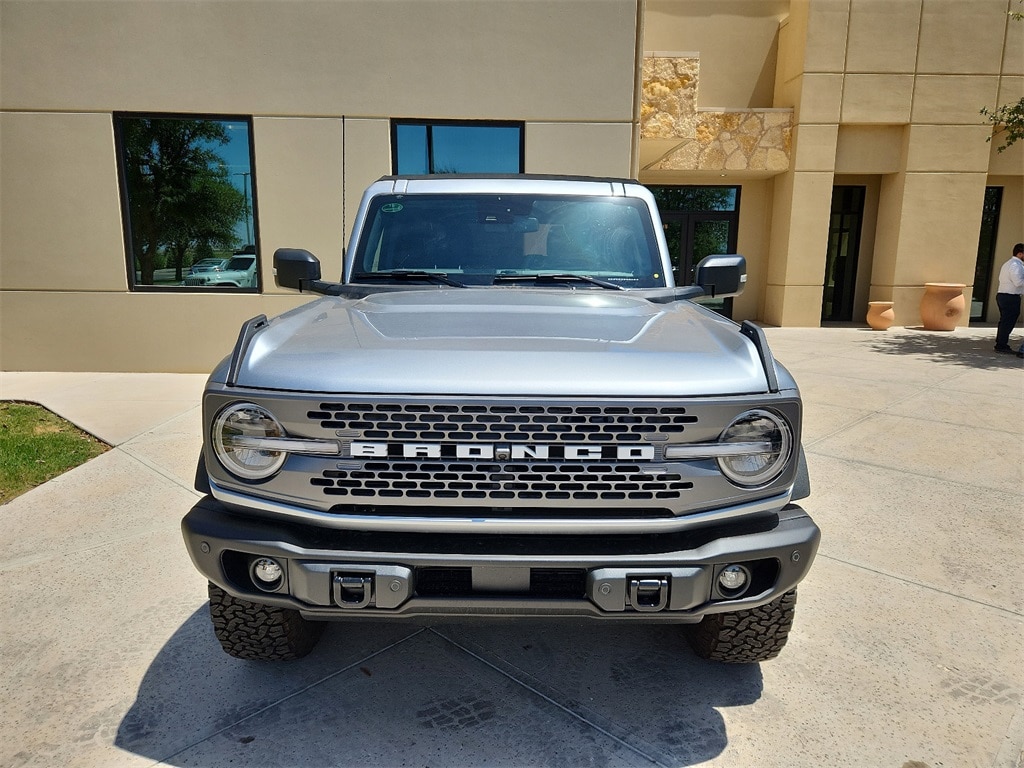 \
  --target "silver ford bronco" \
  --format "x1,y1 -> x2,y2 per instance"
182,175 -> 819,663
